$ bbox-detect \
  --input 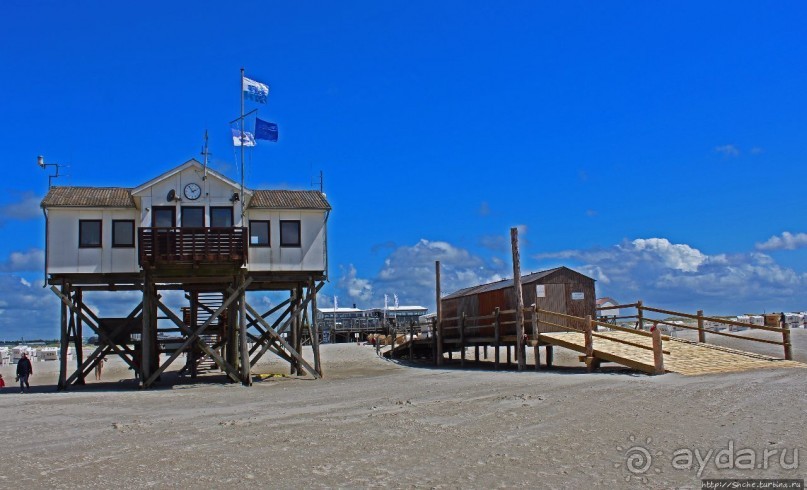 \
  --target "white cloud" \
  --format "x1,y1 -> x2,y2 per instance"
714,144 -> 740,157
756,232 -> 807,251
338,264 -> 373,303
536,237 -> 807,313
0,248 -> 45,272
0,192 -> 42,223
